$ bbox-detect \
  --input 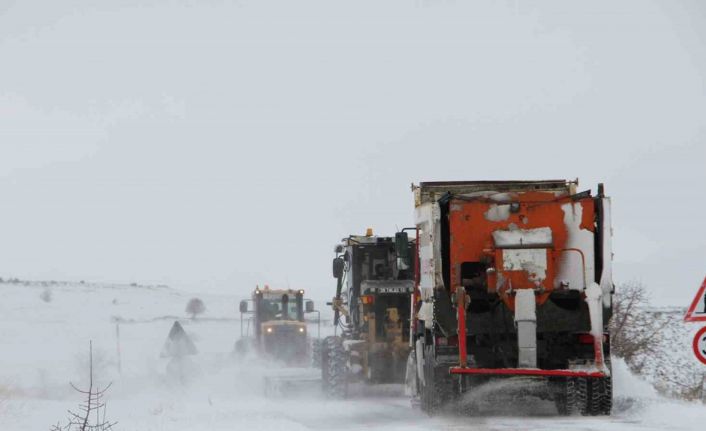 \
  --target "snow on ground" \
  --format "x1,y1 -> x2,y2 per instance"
1,280 -> 705,430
